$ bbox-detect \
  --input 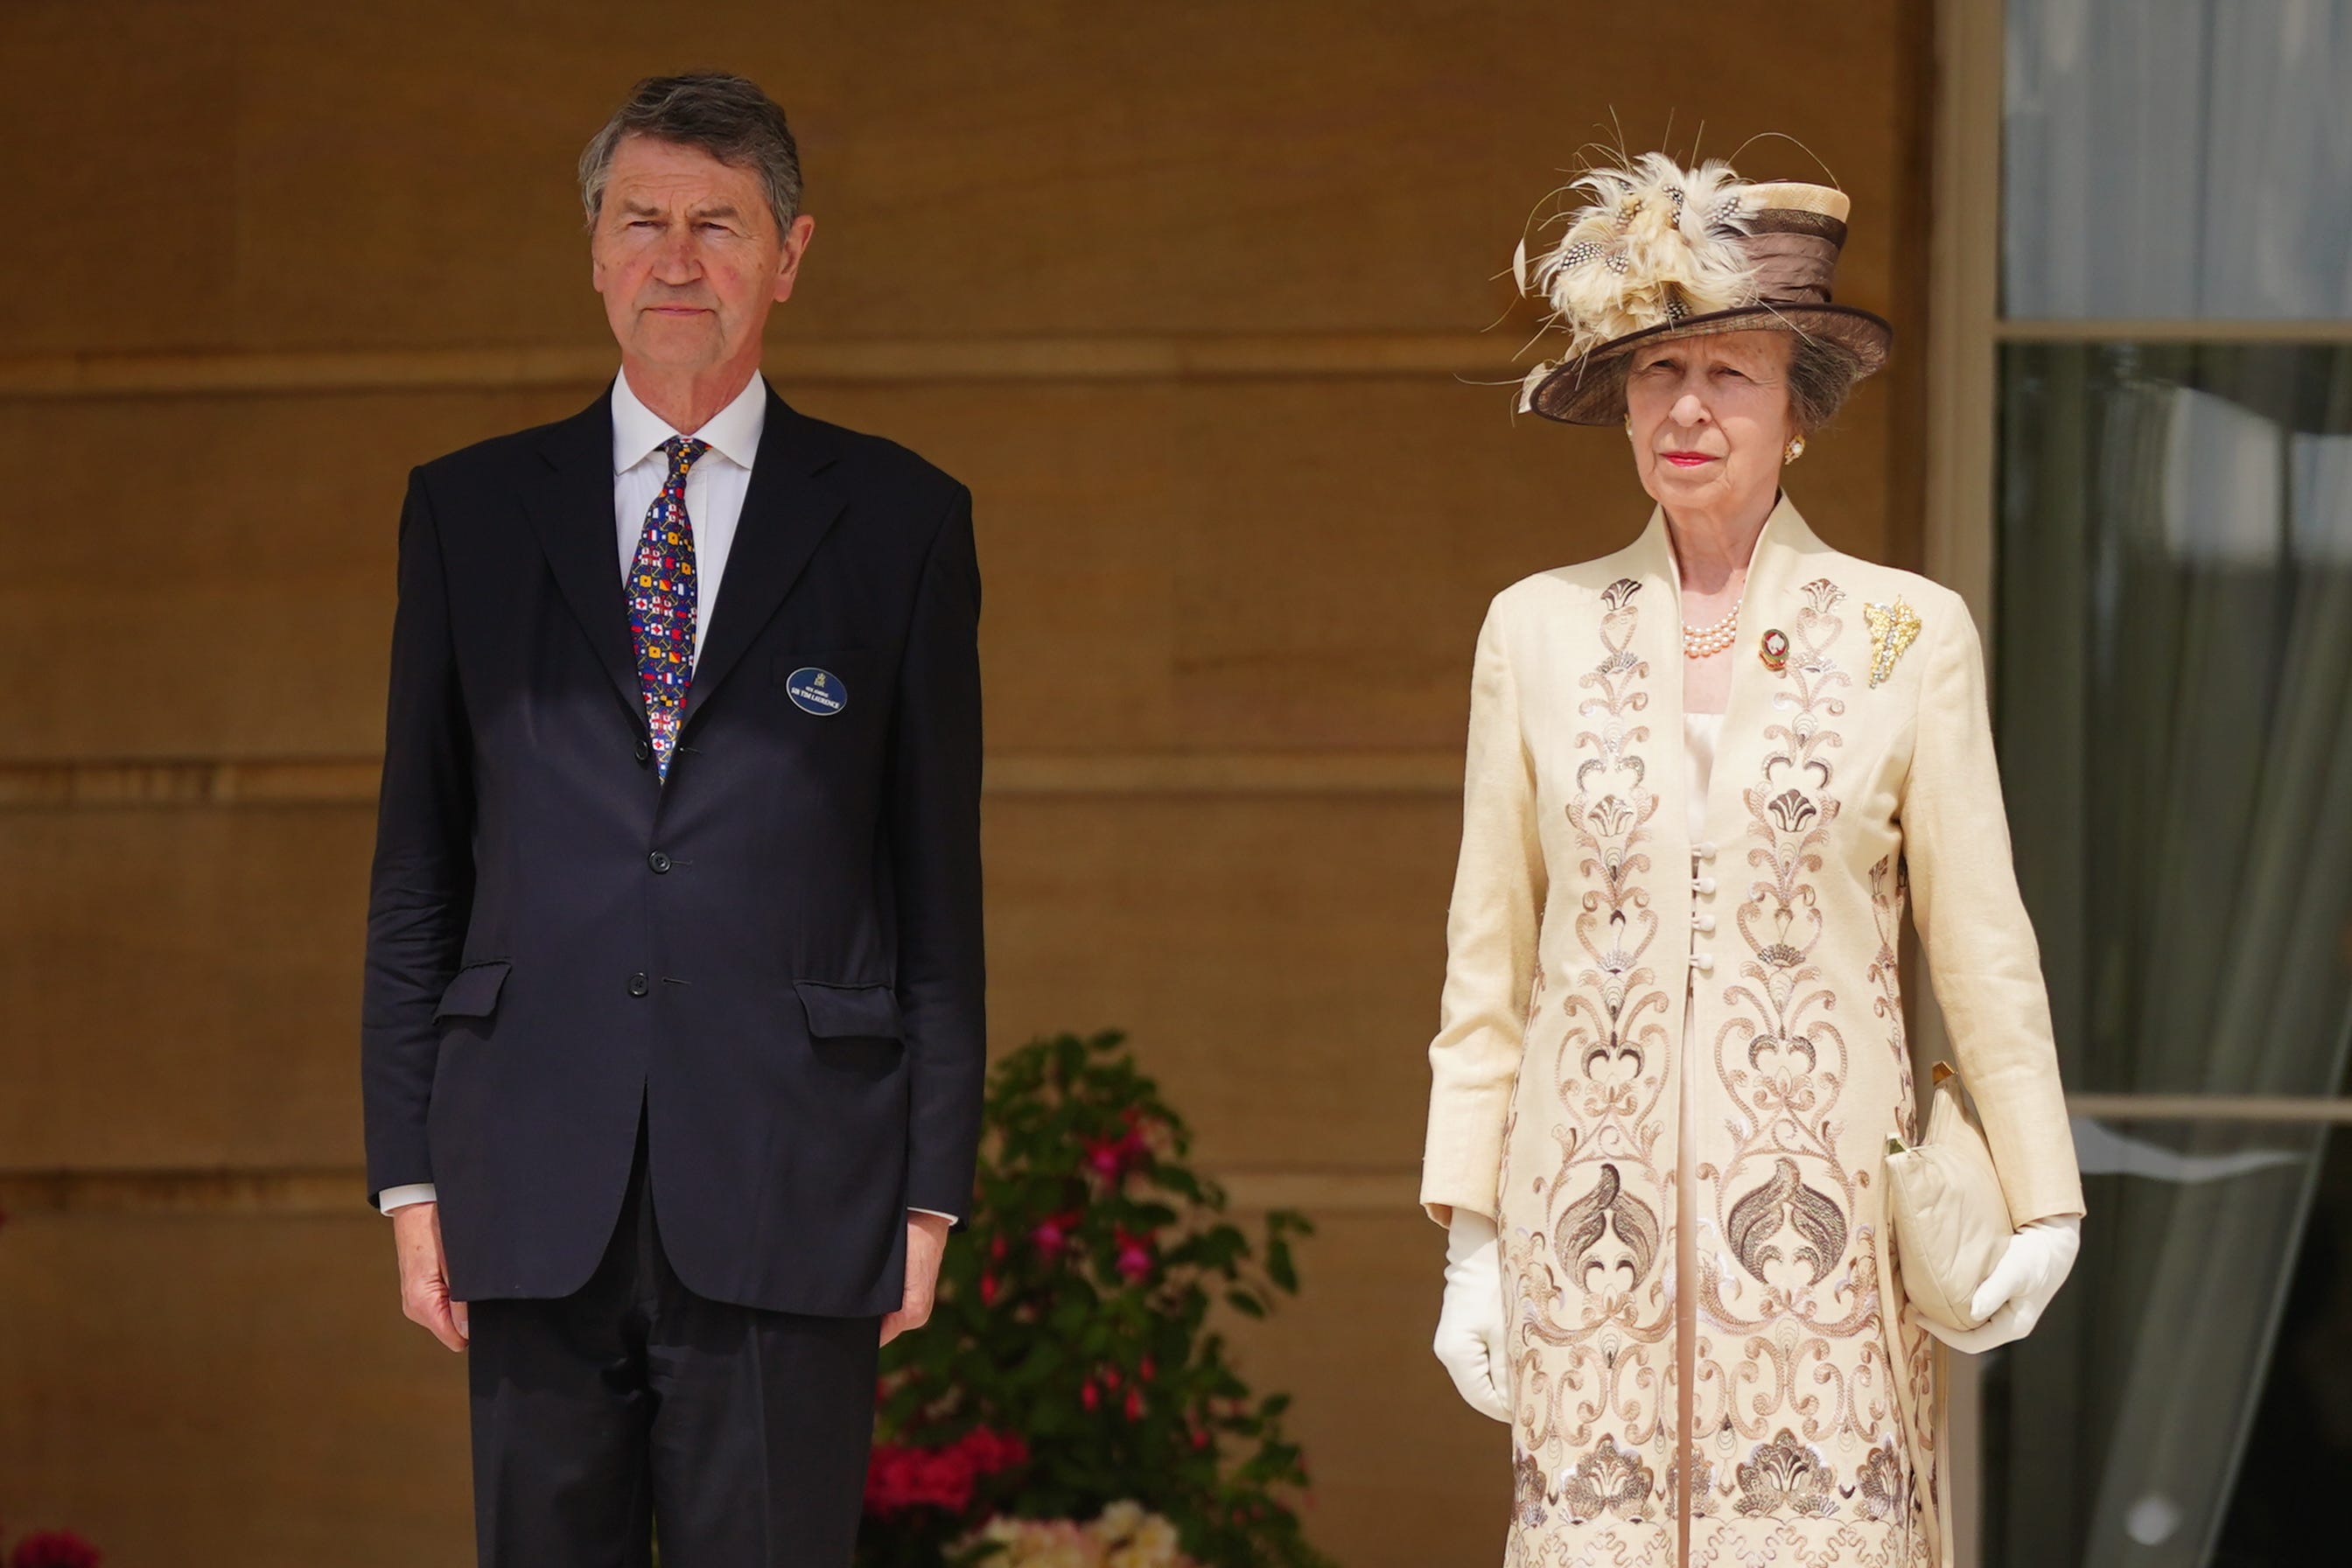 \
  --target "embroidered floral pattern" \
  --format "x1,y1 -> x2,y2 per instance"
1868,858 -> 1918,1146
1853,1438 -> 1907,1522
1512,1446 -> 1551,1529
1560,1436 -> 1656,1522
1734,1428 -> 1840,1518
1502,572 -> 1676,1561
